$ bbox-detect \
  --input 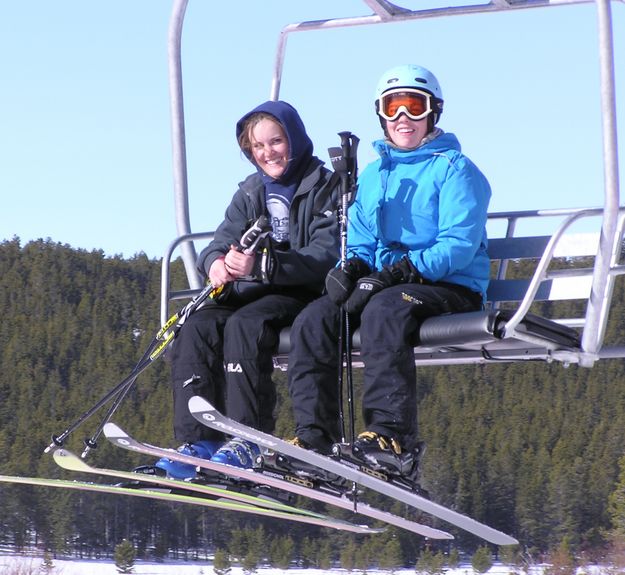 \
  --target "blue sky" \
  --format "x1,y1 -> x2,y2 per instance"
1,1 -> 623,260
